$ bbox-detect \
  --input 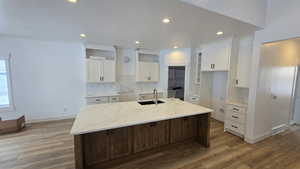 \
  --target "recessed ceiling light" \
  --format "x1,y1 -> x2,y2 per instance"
80,34 -> 86,38
173,46 -> 178,49
162,18 -> 171,23
68,0 -> 77,3
135,41 -> 140,44
216,31 -> 224,35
